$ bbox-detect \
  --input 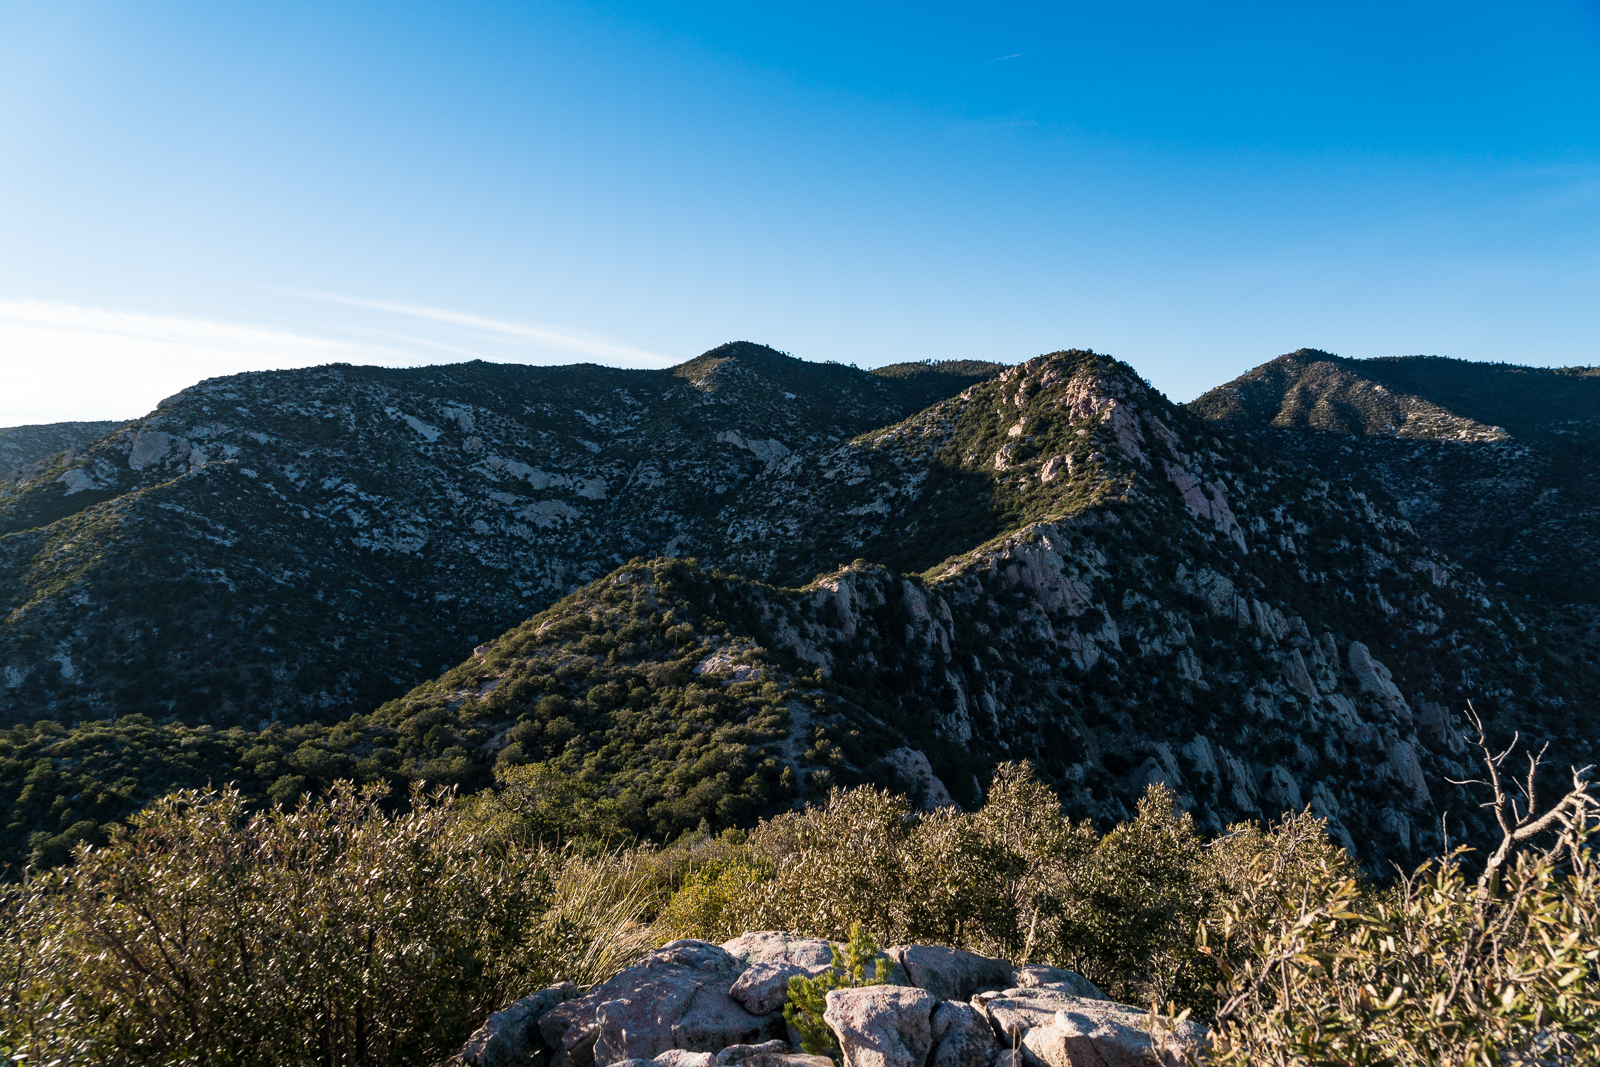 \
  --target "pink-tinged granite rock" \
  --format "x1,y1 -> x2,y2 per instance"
461,982 -> 578,1067
730,960 -> 808,1016
739,1056 -> 833,1067
928,999 -> 999,1067
652,1052 -> 714,1067
886,945 -> 1013,1001
978,989 -> 1084,1043
978,990 -> 1202,1067
592,970 -> 705,1064
722,932 -> 836,973
548,941 -> 782,1067
713,1040 -> 789,1065
1021,1006 -> 1201,1067
1010,966 -> 1107,1002
822,986 -> 938,1067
